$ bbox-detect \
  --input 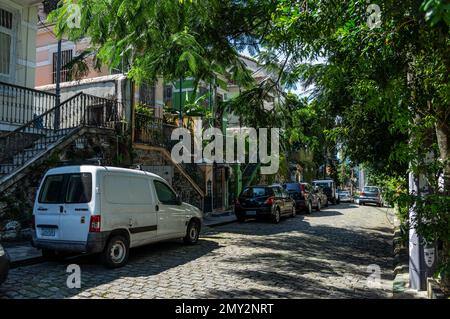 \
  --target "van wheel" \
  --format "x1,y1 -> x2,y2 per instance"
101,235 -> 129,268
184,220 -> 200,244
